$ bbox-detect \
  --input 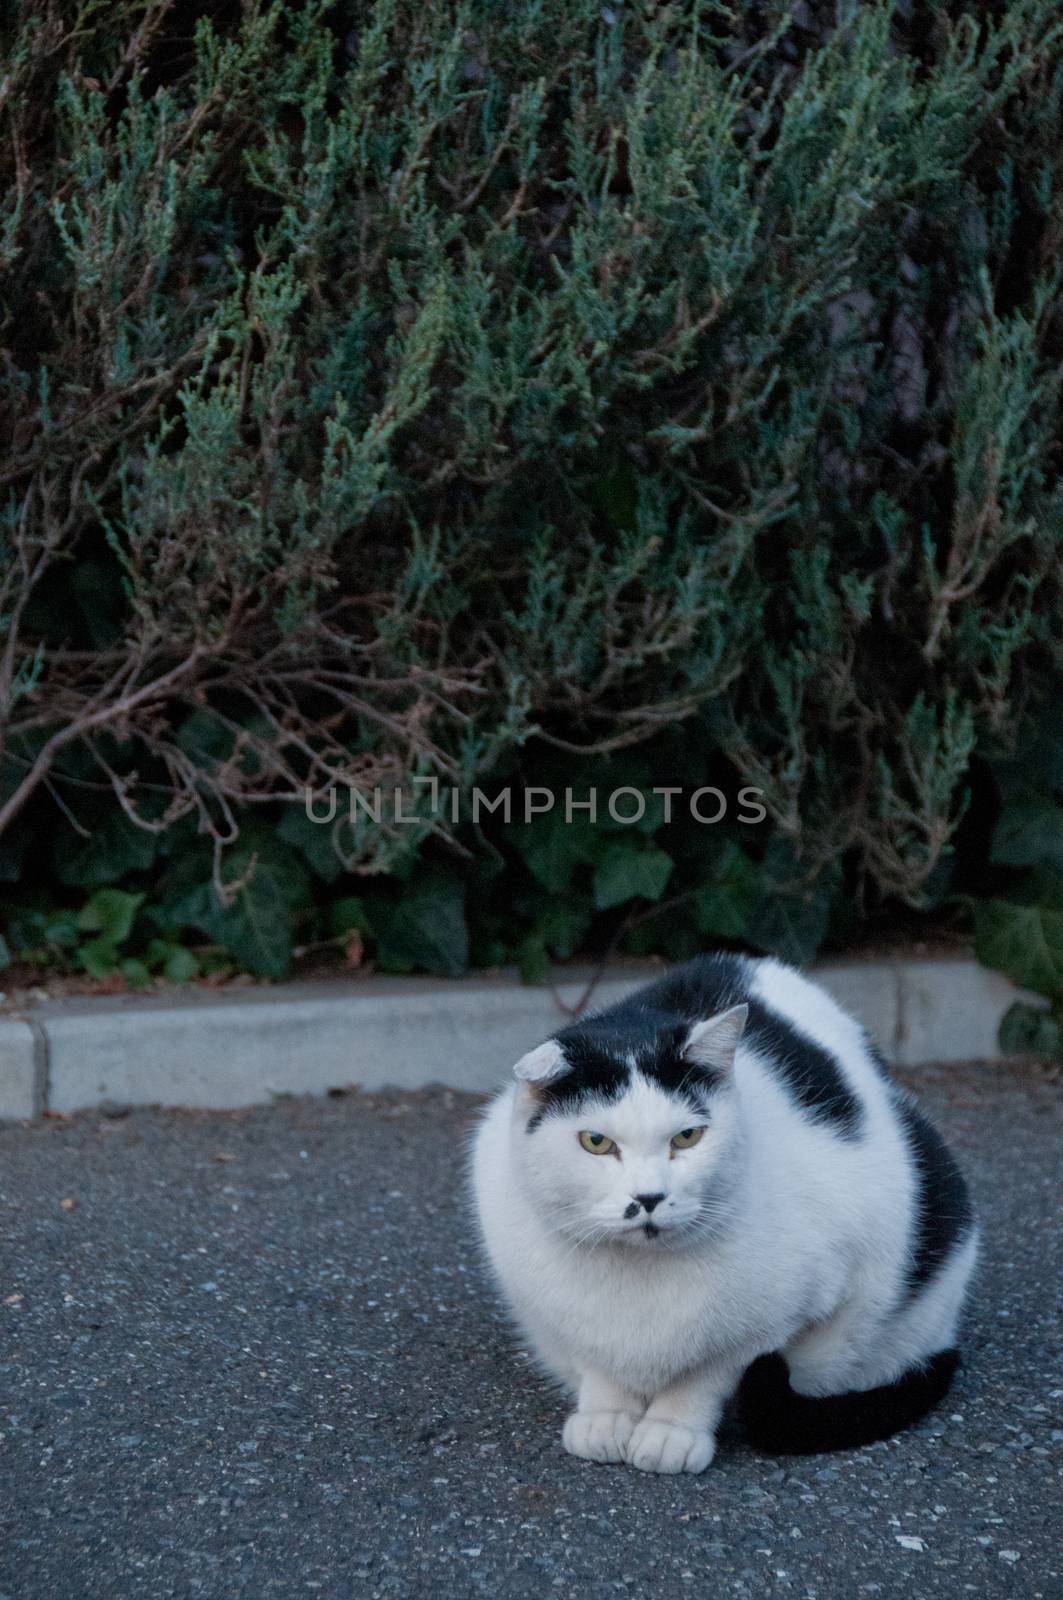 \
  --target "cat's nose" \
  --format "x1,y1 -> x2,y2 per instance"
634,1192 -> 665,1213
